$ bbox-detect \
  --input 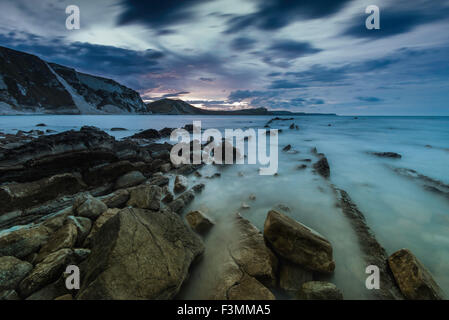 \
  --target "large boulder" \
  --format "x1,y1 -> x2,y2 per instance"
73,194 -> 107,220
0,224 -> 51,259
35,223 -> 78,263
263,210 -> 335,274
0,256 -> 33,291
229,214 -> 278,287
0,173 -> 86,214
114,171 -> 146,190
127,185 -> 162,210
296,281 -> 343,300
388,249 -> 445,300
77,207 -> 204,299
18,248 -> 75,298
